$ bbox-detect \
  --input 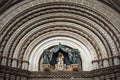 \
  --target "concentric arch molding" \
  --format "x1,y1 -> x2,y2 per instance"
28,36 -> 93,71
0,0 -> 120,31
0,0 -> 120,72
